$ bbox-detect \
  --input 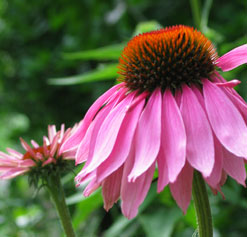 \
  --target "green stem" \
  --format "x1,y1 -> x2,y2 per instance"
201,0 -> 213,32
47,174 -> 76,237
190,0 -> 202,30
192,171 -> 213,237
